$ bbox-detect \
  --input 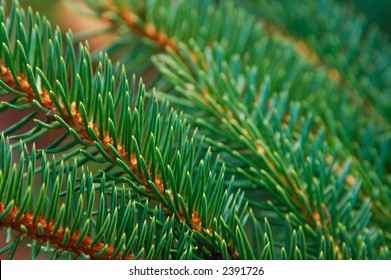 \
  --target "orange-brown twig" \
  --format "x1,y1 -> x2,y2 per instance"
0,203 -> 135,259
